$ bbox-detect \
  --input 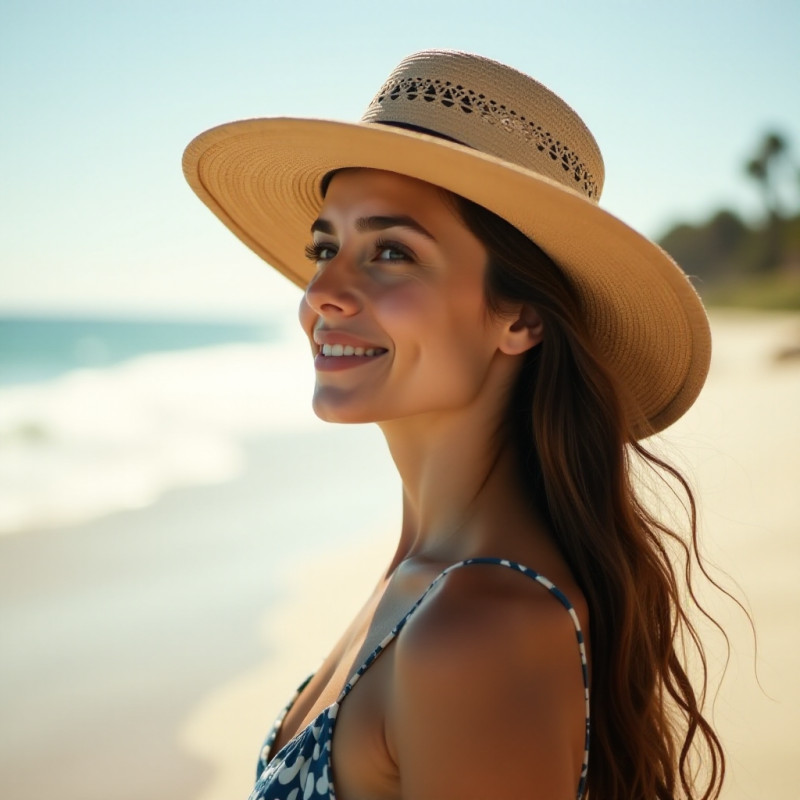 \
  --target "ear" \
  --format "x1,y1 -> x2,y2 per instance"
498,304 -> 543,356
